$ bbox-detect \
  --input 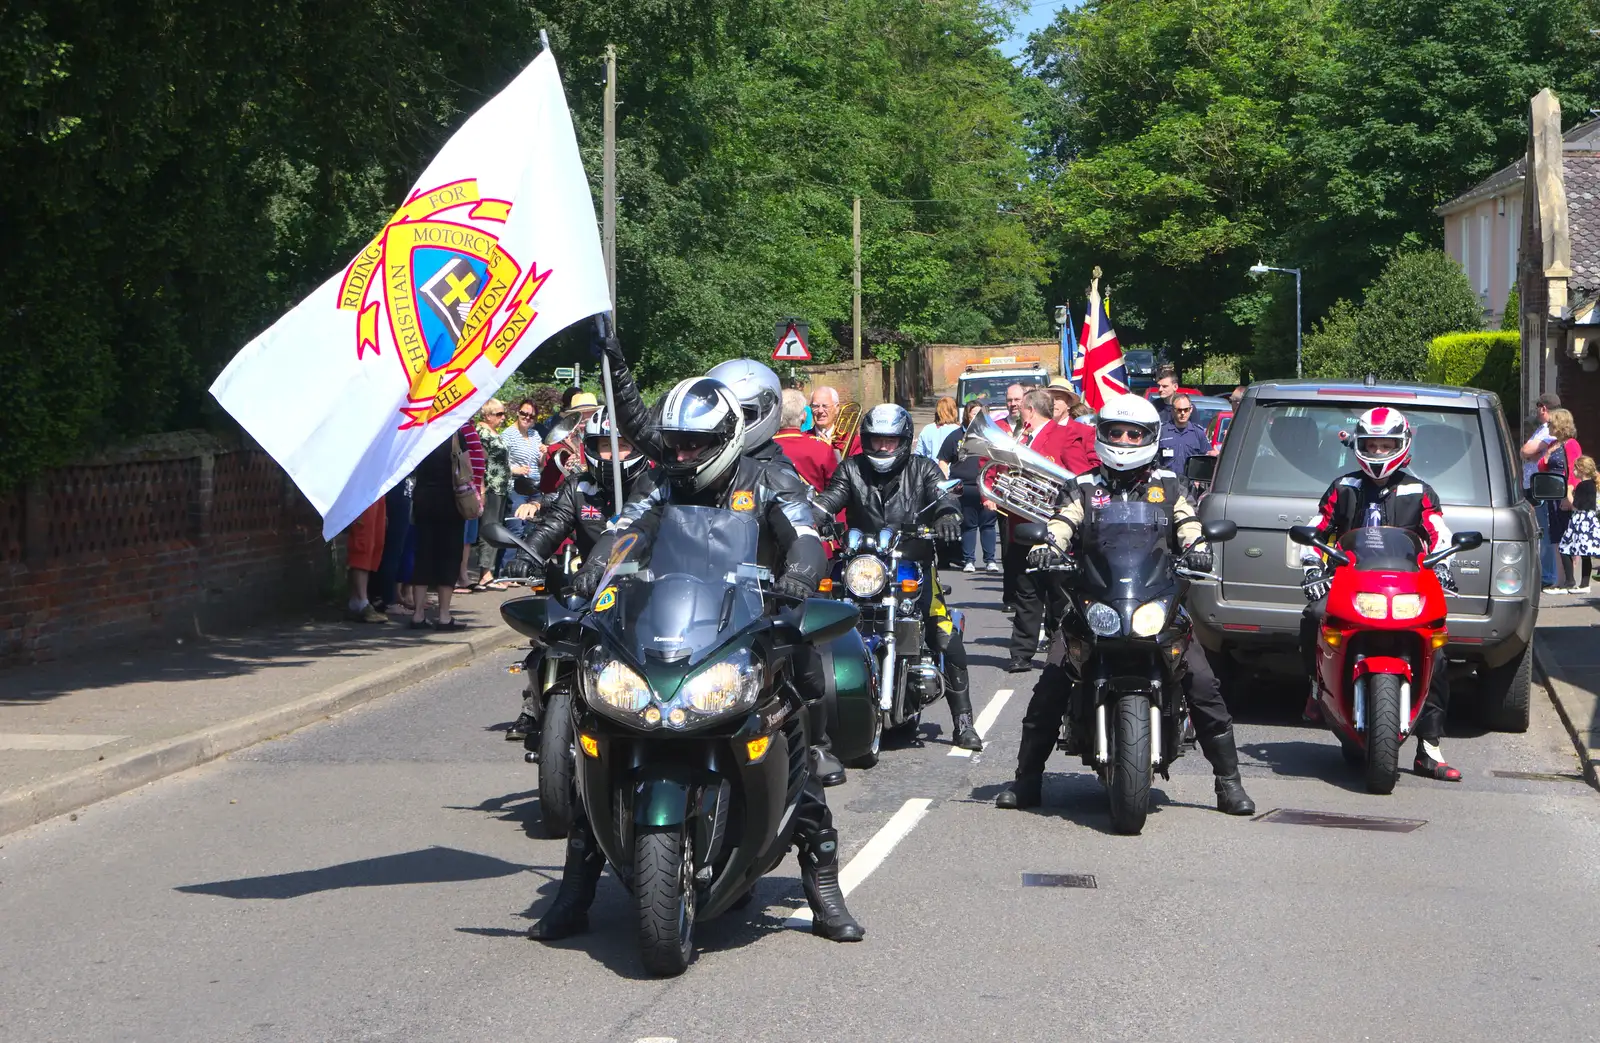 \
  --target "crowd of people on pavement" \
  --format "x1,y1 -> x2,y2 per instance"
1525,392 -> 1600,595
